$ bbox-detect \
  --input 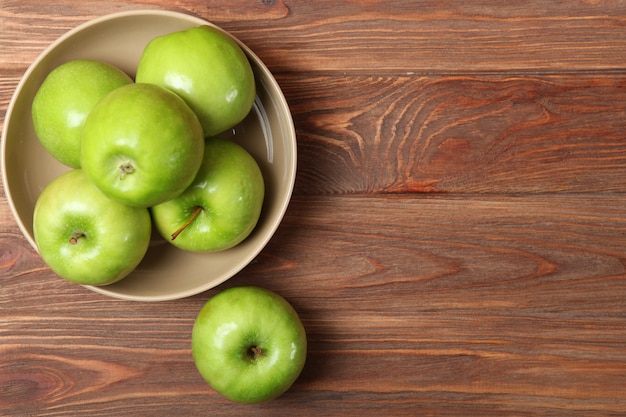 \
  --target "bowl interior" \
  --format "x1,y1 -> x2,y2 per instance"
1,10 -> 296,301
